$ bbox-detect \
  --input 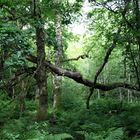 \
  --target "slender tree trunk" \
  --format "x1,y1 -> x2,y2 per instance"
53,13 -> 63,110
36,25 -> 48,121
119,88 -> 123,101
134,0 -> 140,82
97,89 -> 100,99
31,0 -> 48,121
97,79 -> 101,99
127,90 -> 130,103
134,0 -> 140,34
127,74 -> 132,103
